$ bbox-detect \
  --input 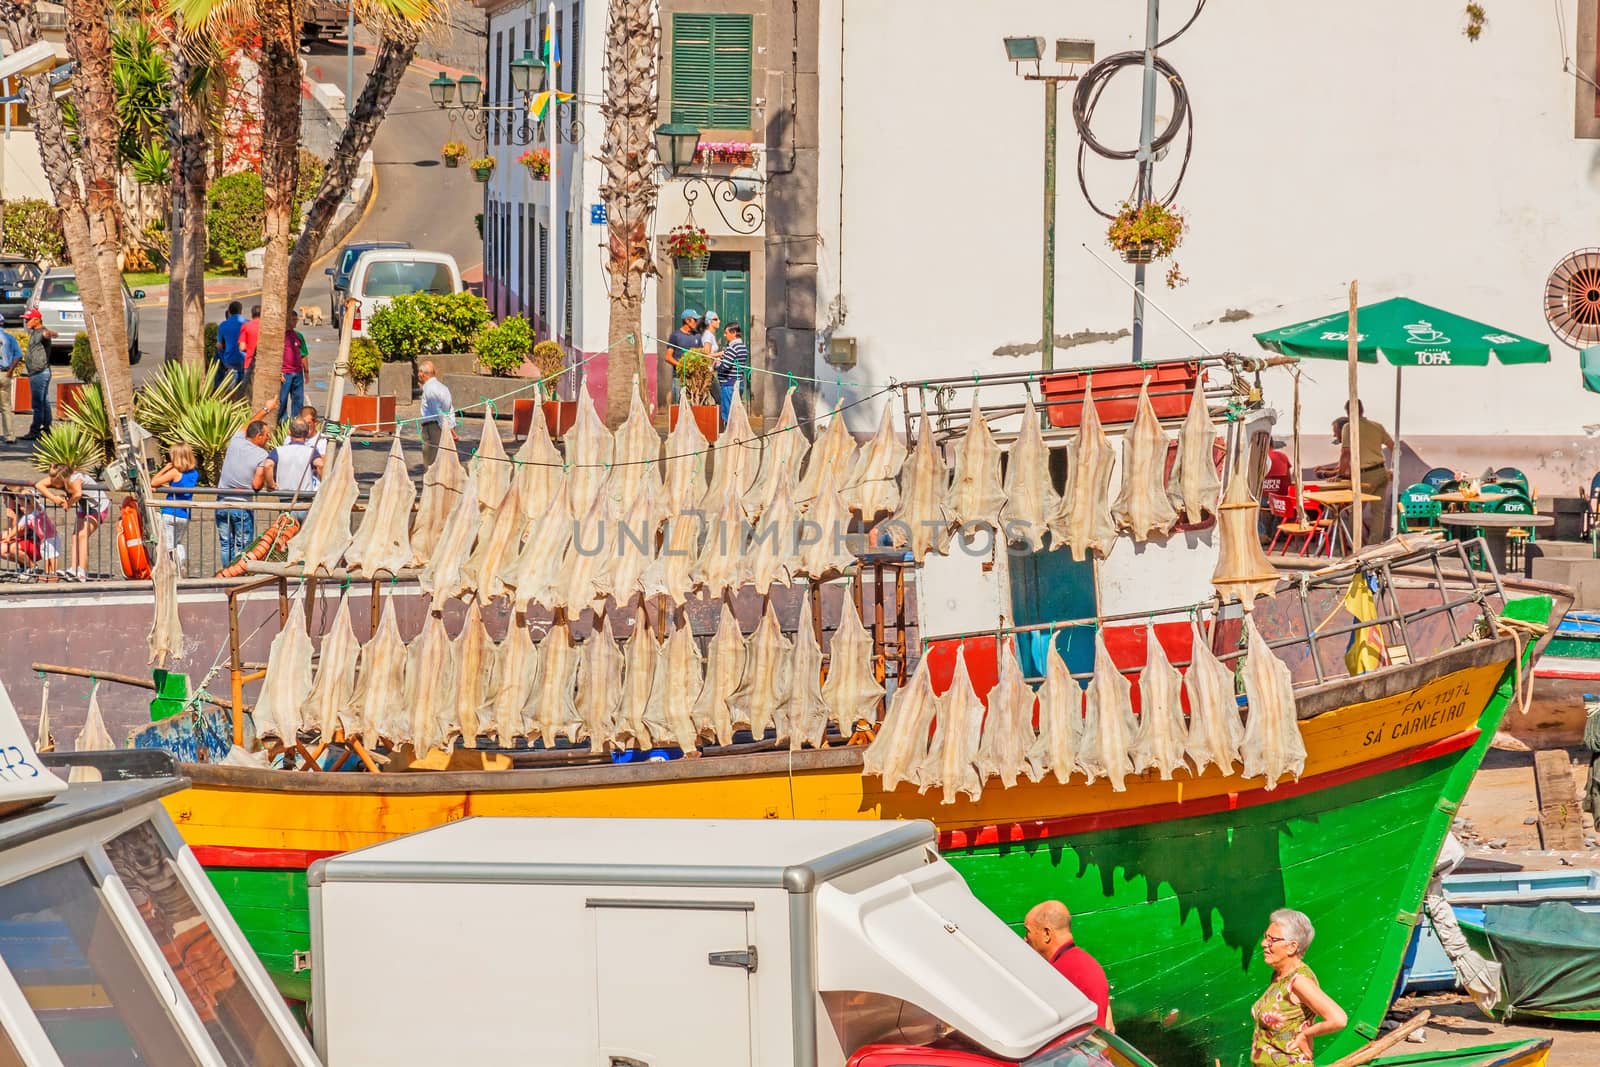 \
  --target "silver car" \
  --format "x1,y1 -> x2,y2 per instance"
27,266 -> 145,364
